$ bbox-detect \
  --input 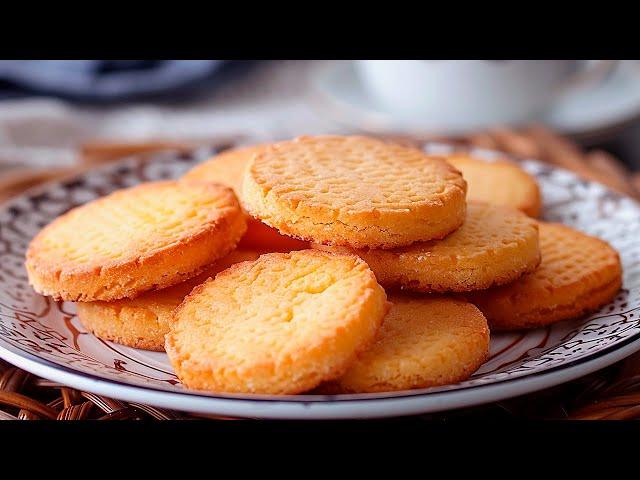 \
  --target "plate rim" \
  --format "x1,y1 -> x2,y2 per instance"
2,147 -> 640,418
2,319 -> 640,403
2,334 -> 640,418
